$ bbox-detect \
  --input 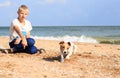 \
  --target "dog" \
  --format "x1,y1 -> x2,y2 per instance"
59,41 -> 77,62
